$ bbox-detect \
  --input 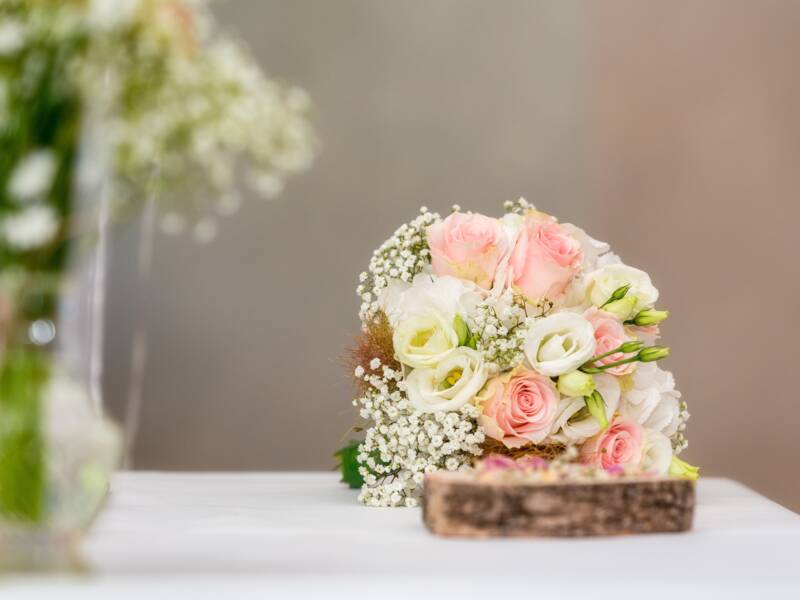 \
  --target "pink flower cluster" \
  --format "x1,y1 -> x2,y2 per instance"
427,211 -> 582,301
